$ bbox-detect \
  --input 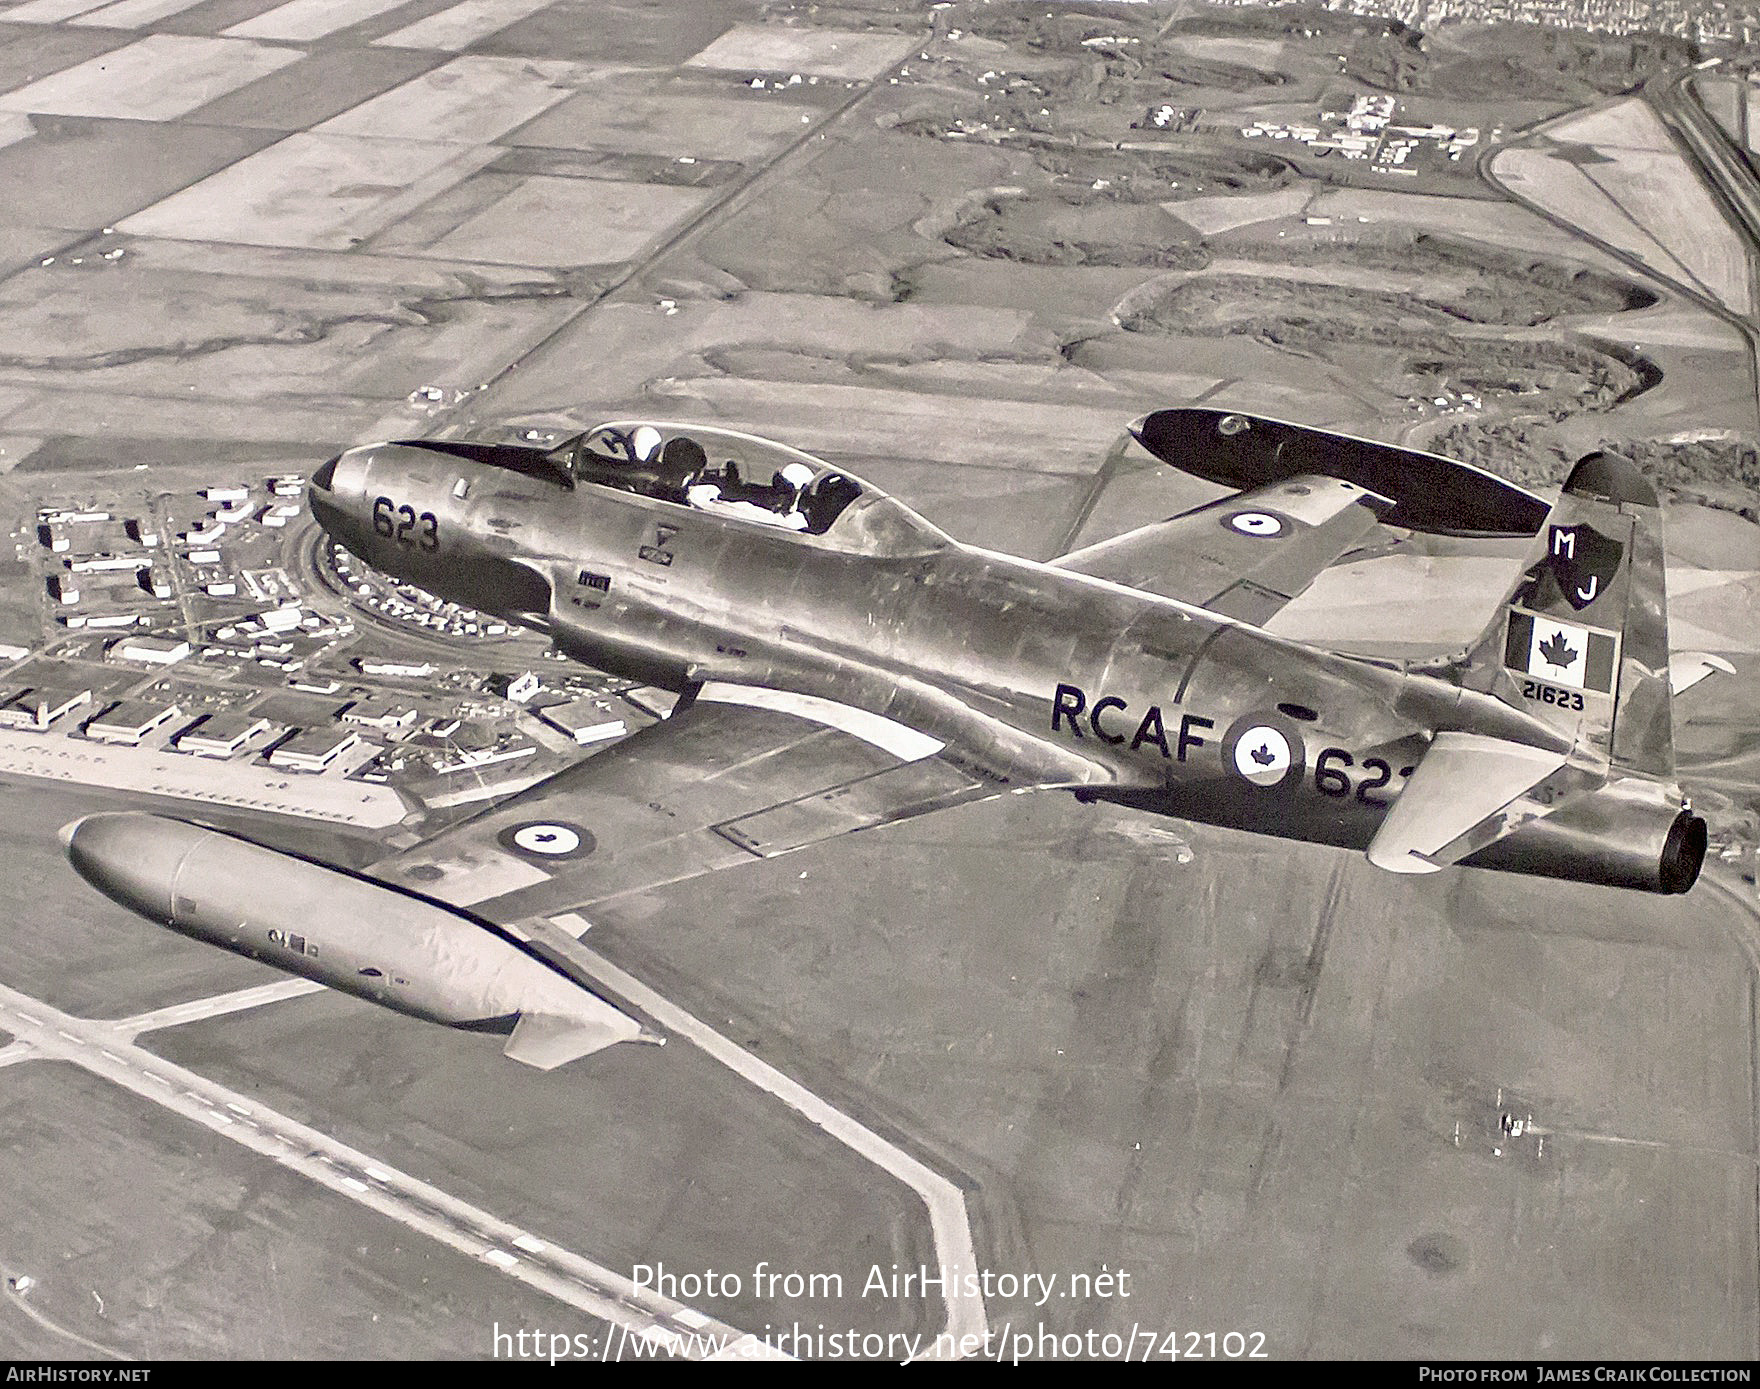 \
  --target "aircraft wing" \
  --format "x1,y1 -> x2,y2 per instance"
1050,474 -> 1394,623
366,685 -> 1002,935
1365,731 -> 1583,874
